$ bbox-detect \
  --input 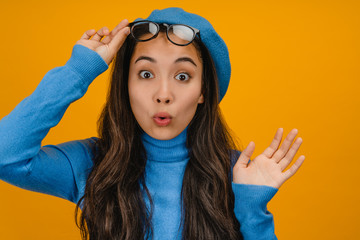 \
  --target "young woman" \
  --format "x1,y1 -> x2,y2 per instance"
0,7 -> 305,240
